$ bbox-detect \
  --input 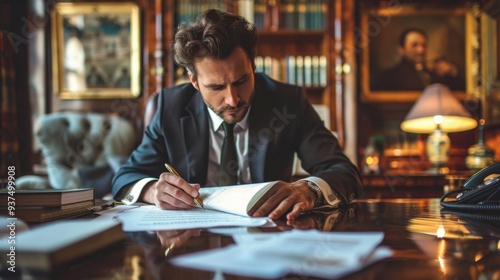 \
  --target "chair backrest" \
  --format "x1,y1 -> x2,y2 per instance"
35,112 -> 136,196
143,92 -> 160,130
